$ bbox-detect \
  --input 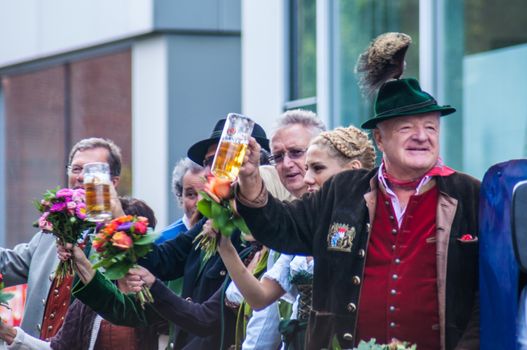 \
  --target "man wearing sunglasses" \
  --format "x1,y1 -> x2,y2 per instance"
268,109 -> 326,198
